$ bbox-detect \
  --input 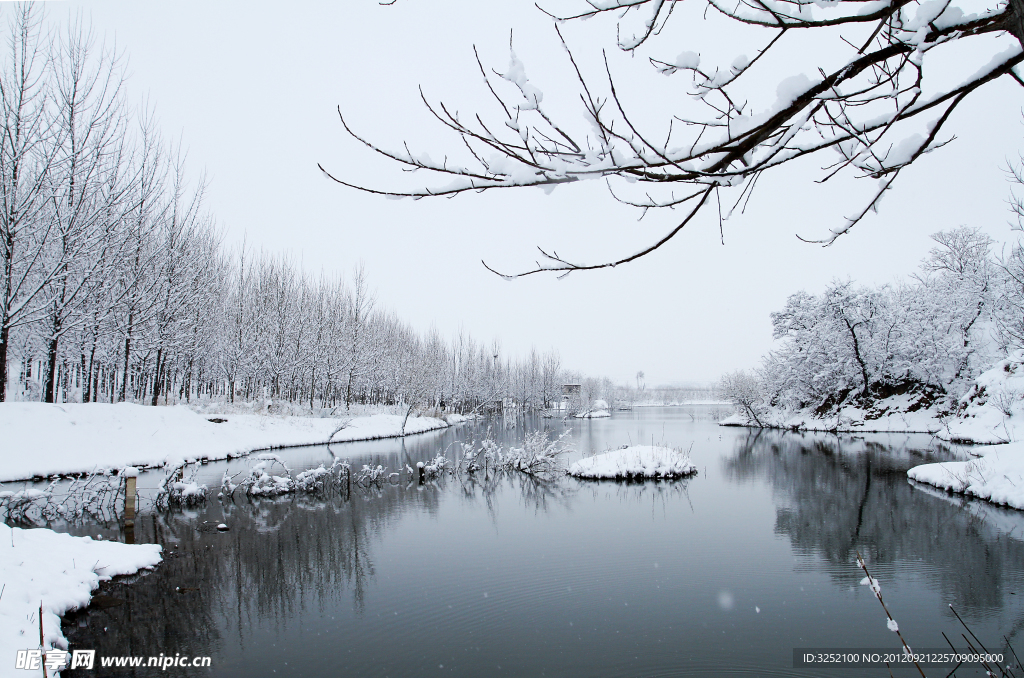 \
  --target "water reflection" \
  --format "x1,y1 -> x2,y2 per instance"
725,429 -> 1024,619
43,409 -> 1024,677
63,468 -> 589,676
